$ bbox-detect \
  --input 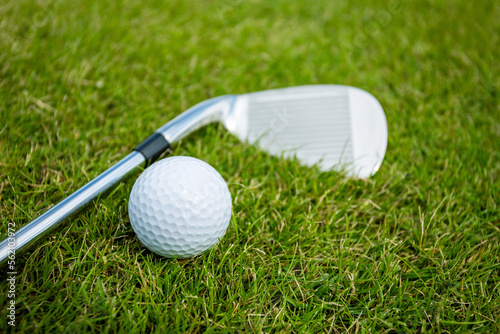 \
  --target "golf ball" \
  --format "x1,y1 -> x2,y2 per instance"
128,156 -> 232,258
